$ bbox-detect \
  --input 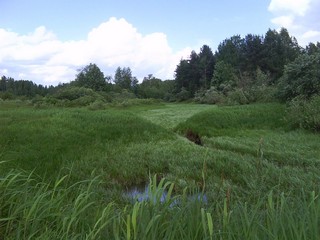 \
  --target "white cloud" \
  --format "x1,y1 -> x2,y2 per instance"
268,0 -> 312,16
0,69 -> 8,75
302,30 -> 320,39
0,17 -> 190,85
270,15 -> 296,29
268,0 -> 320,47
